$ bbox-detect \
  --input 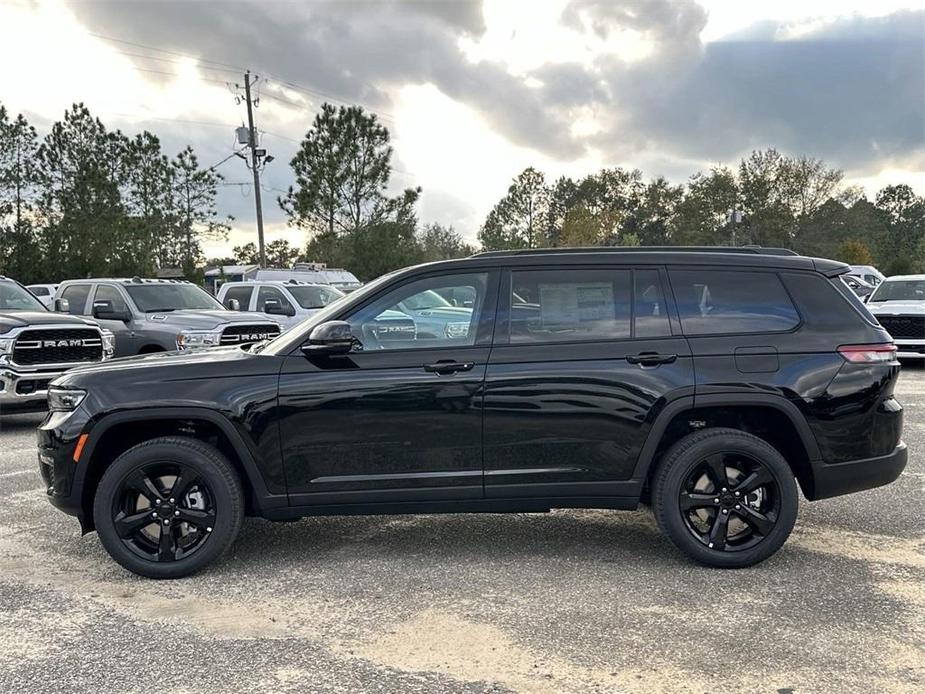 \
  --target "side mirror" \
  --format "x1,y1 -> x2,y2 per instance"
264,299 -> 295,317
54,298 -> 70,313
227,298 -> 241,311
301,321 -> 353,356
93,300 -> 131,322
